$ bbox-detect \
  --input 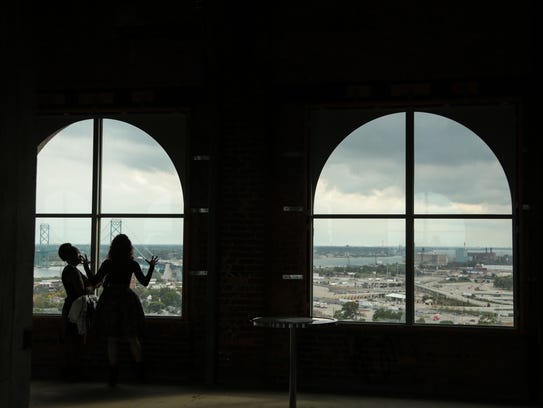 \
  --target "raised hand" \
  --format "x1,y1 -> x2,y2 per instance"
79,253 -> 90,265
145,255 -> 159,267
